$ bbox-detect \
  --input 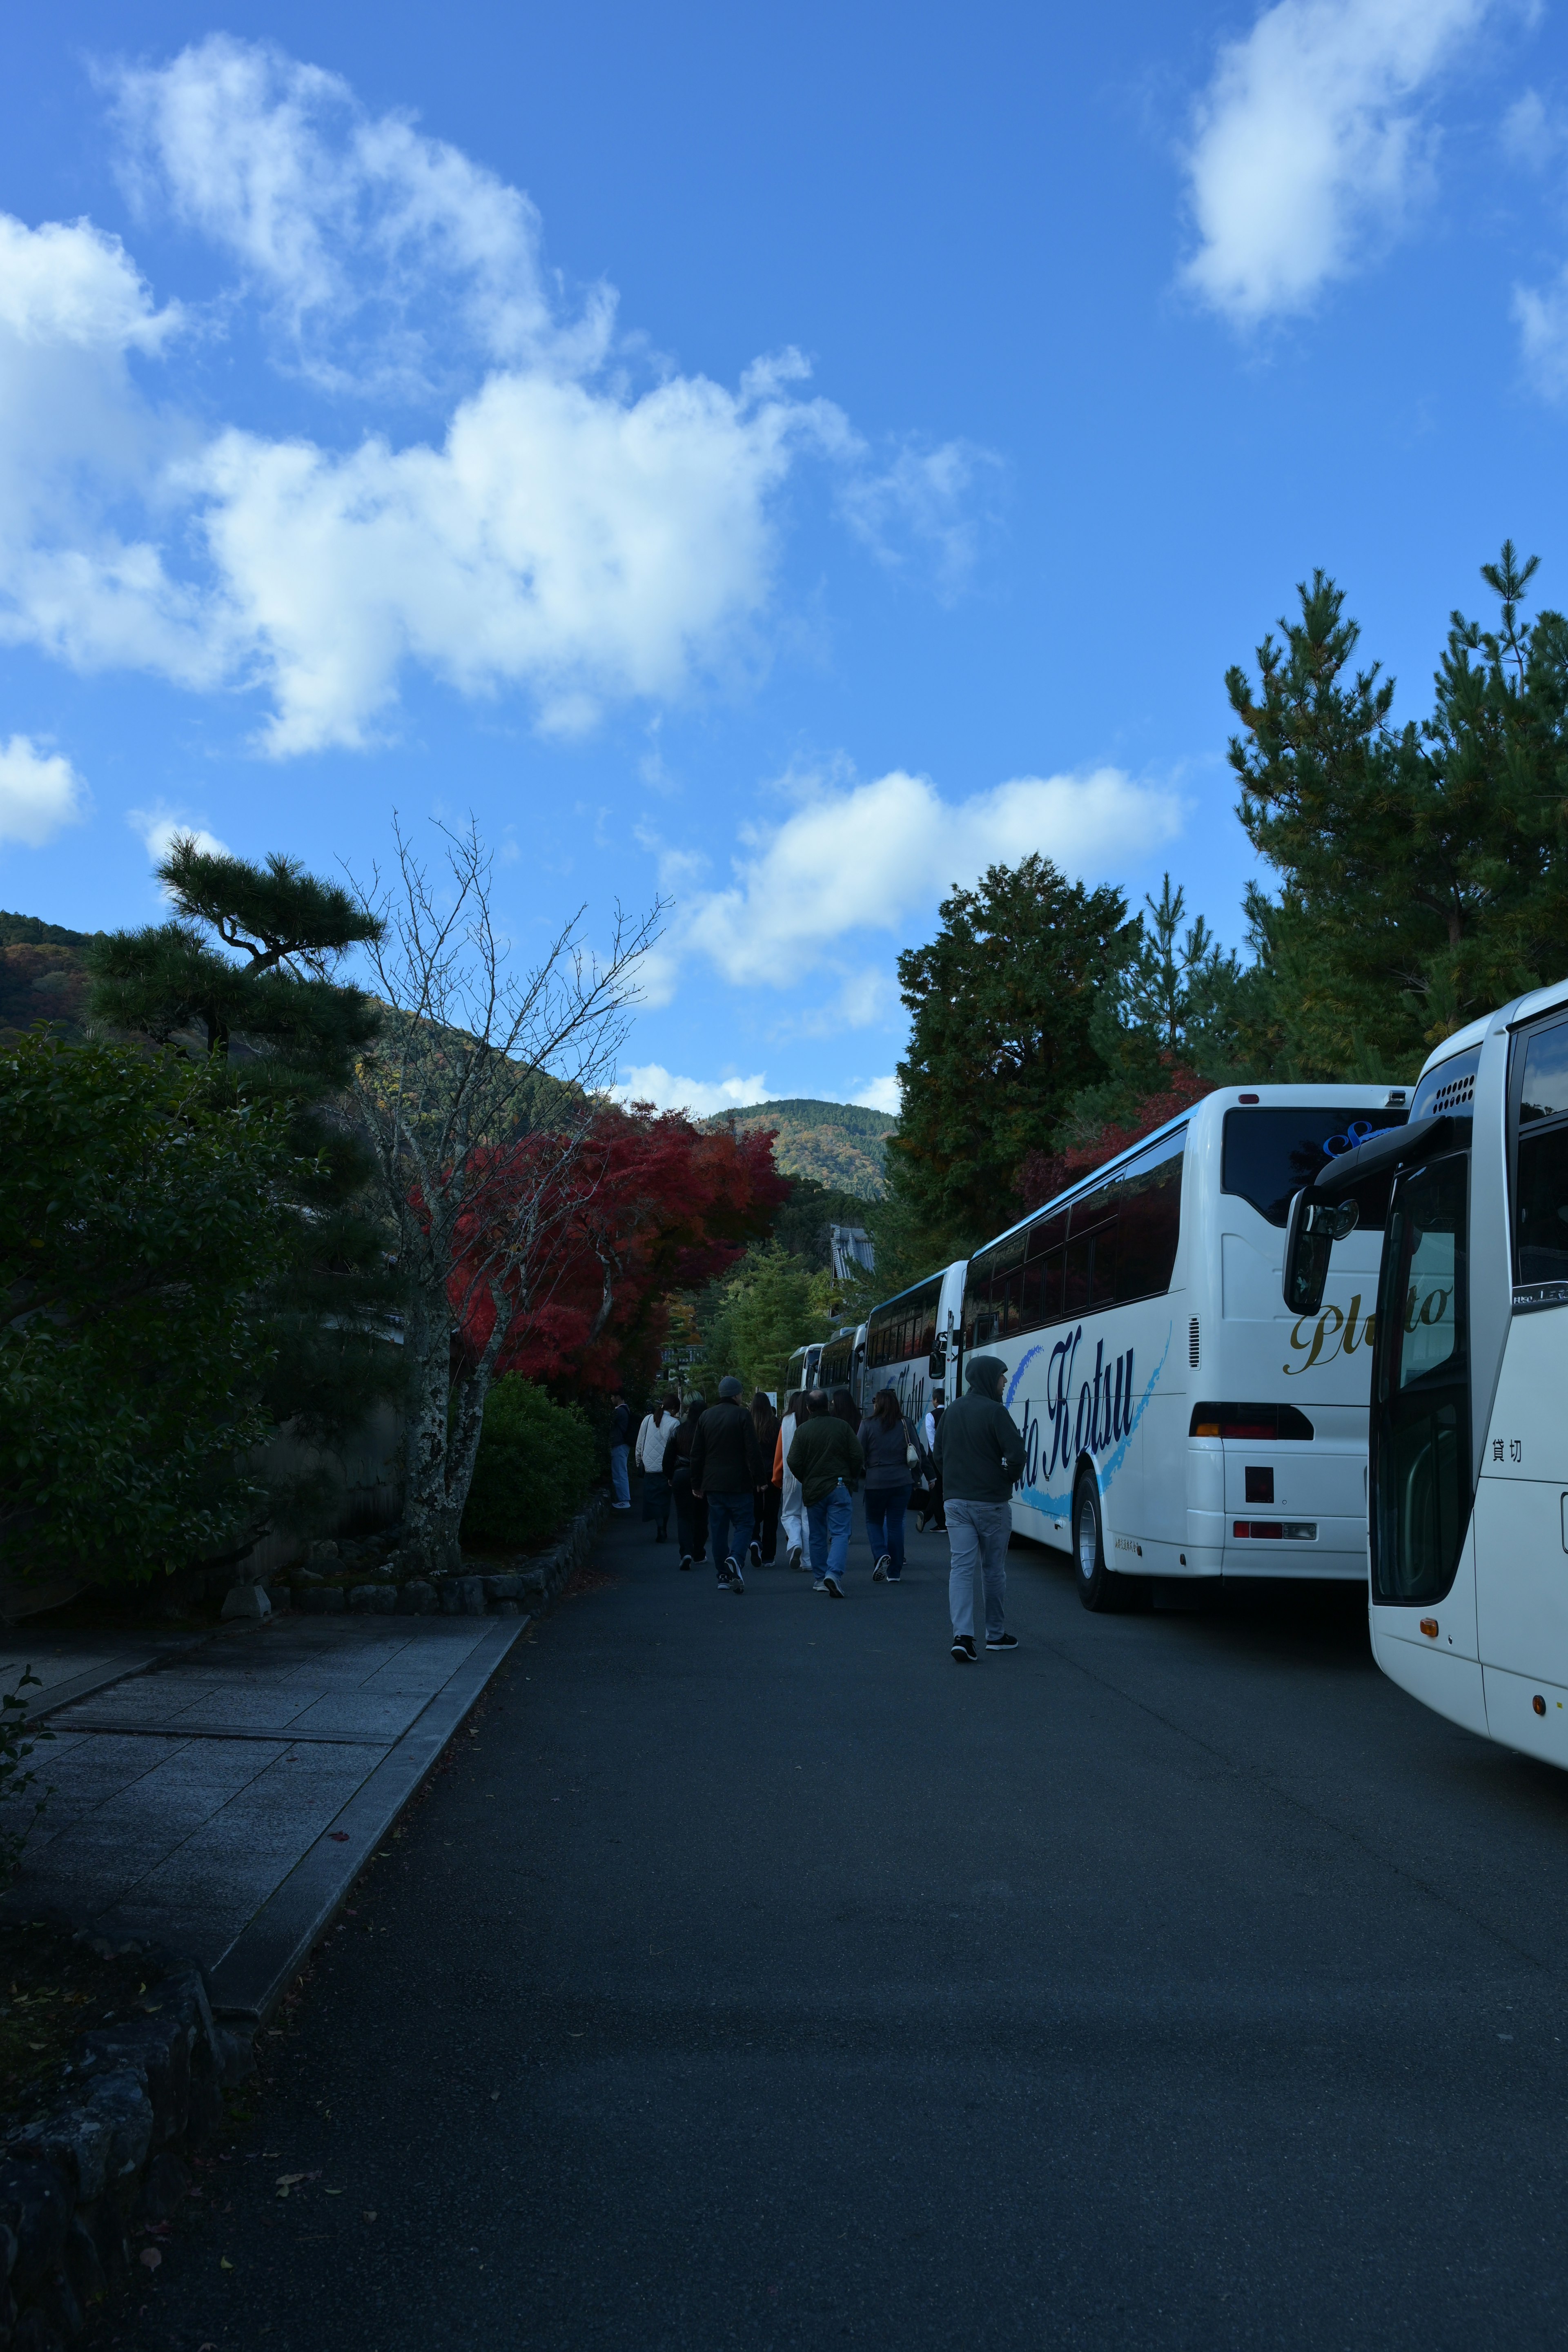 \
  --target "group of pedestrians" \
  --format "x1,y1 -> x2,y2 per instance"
627,1356 -> 1025,1659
